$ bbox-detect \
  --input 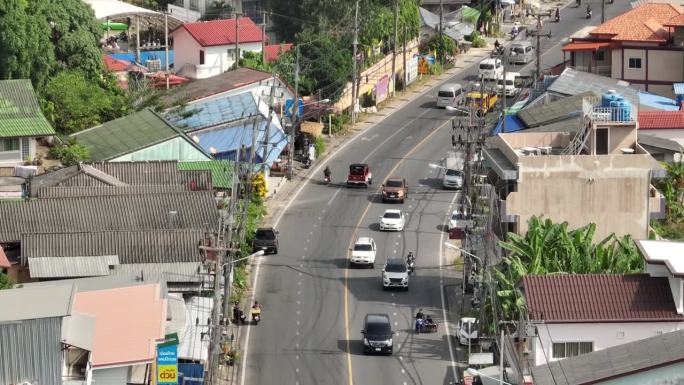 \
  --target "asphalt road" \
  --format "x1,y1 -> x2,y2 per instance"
241,2 -> 633,384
